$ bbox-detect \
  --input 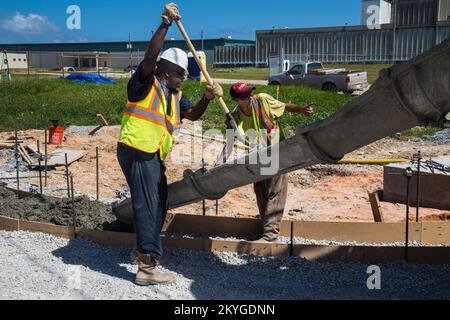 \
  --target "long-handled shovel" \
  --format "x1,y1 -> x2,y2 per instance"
175,20 -> 246,144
